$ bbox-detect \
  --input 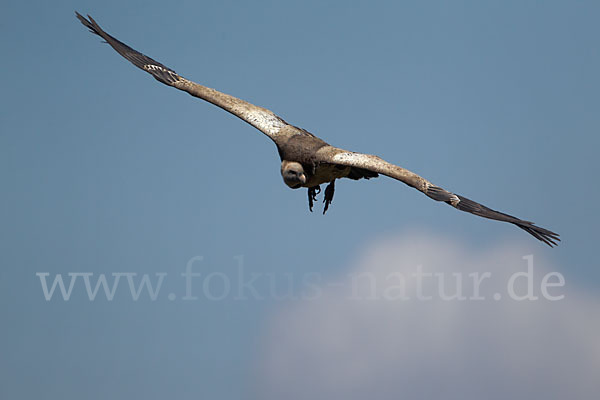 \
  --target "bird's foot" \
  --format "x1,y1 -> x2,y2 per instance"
307,186 -> 320,212
323,180 -> 335,215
